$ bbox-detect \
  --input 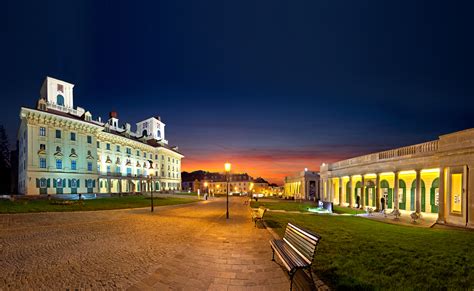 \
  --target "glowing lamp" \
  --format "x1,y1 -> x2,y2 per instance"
224,162 -> 231,173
